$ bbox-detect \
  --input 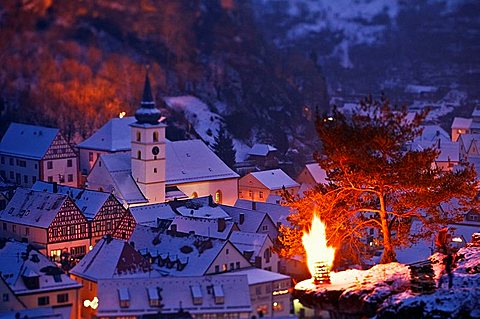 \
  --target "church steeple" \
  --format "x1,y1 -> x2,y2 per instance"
134,70 -> 162,125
